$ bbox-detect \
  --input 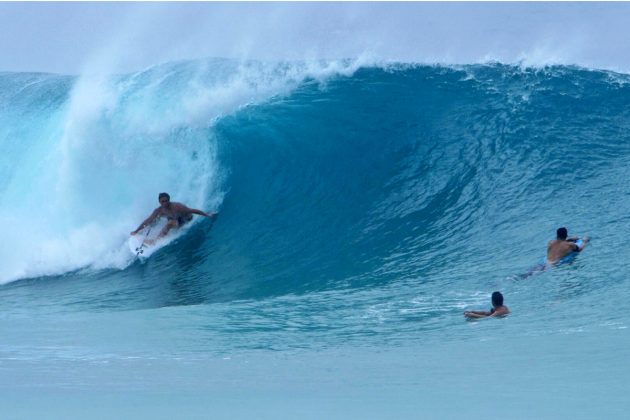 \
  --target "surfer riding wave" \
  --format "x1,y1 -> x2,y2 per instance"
131,192 -> 217,245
